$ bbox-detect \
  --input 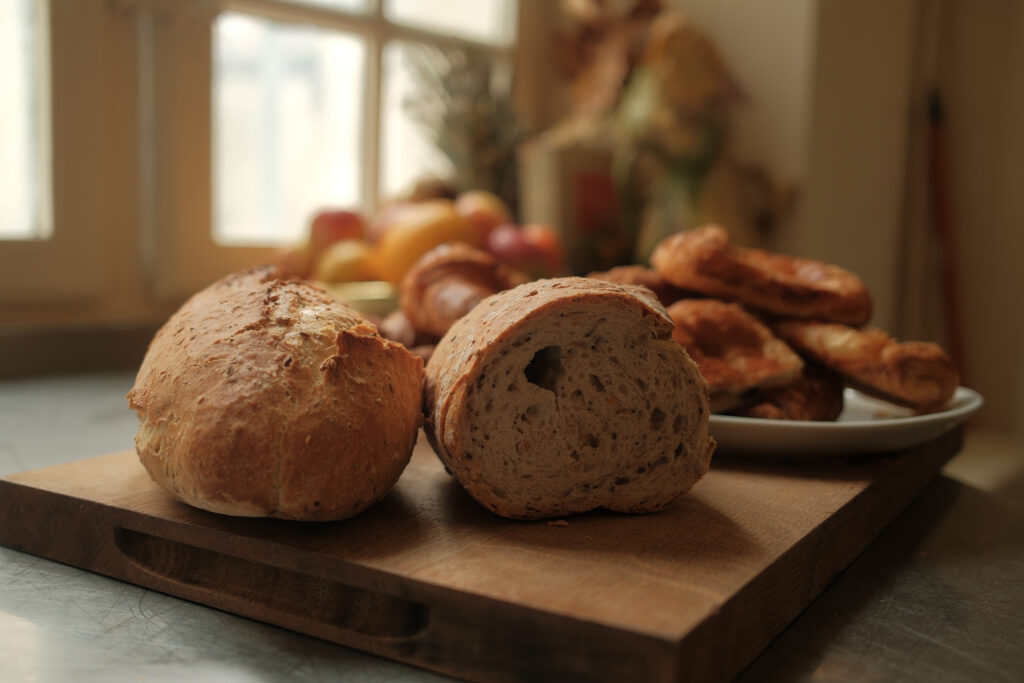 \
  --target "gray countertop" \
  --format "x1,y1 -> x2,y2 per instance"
1,372 -> 1021,682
